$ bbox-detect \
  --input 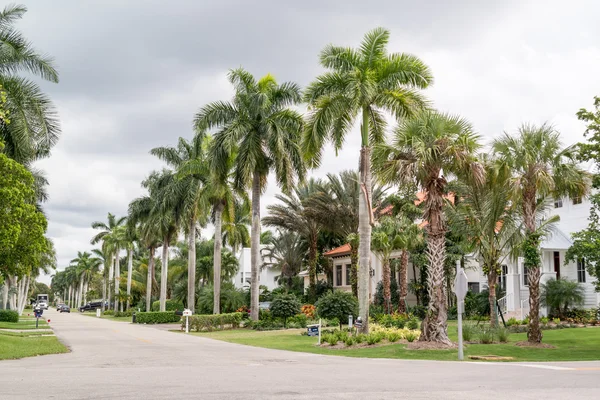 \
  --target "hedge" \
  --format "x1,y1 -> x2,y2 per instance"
184,312 -> 243,332
0,310 -> 19,323
151,299 -> 184,312
135,311 -> 181,324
